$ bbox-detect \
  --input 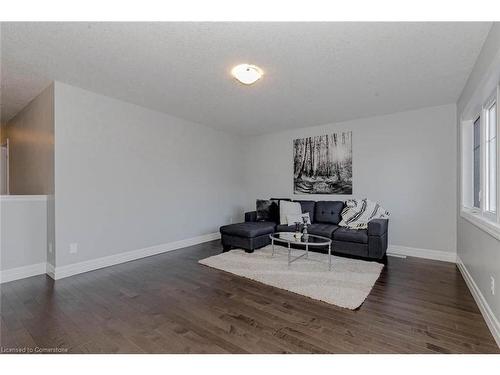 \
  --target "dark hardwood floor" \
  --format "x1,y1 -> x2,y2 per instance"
1,240 -> 498,353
